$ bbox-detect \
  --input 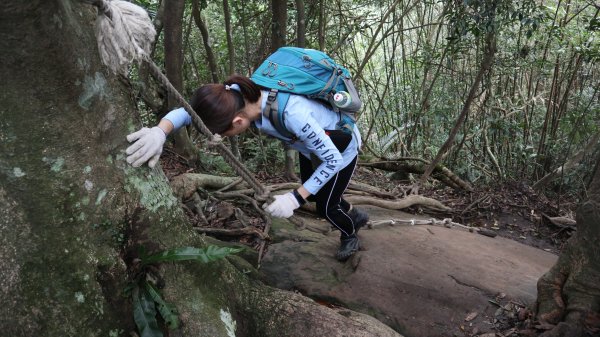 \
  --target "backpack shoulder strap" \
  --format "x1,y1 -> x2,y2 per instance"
264,89 -> 296,140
